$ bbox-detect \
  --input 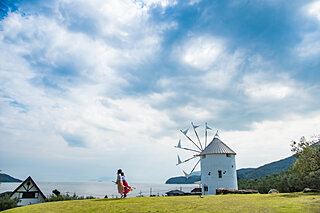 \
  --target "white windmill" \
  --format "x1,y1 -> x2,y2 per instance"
175,122 -> 238,195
